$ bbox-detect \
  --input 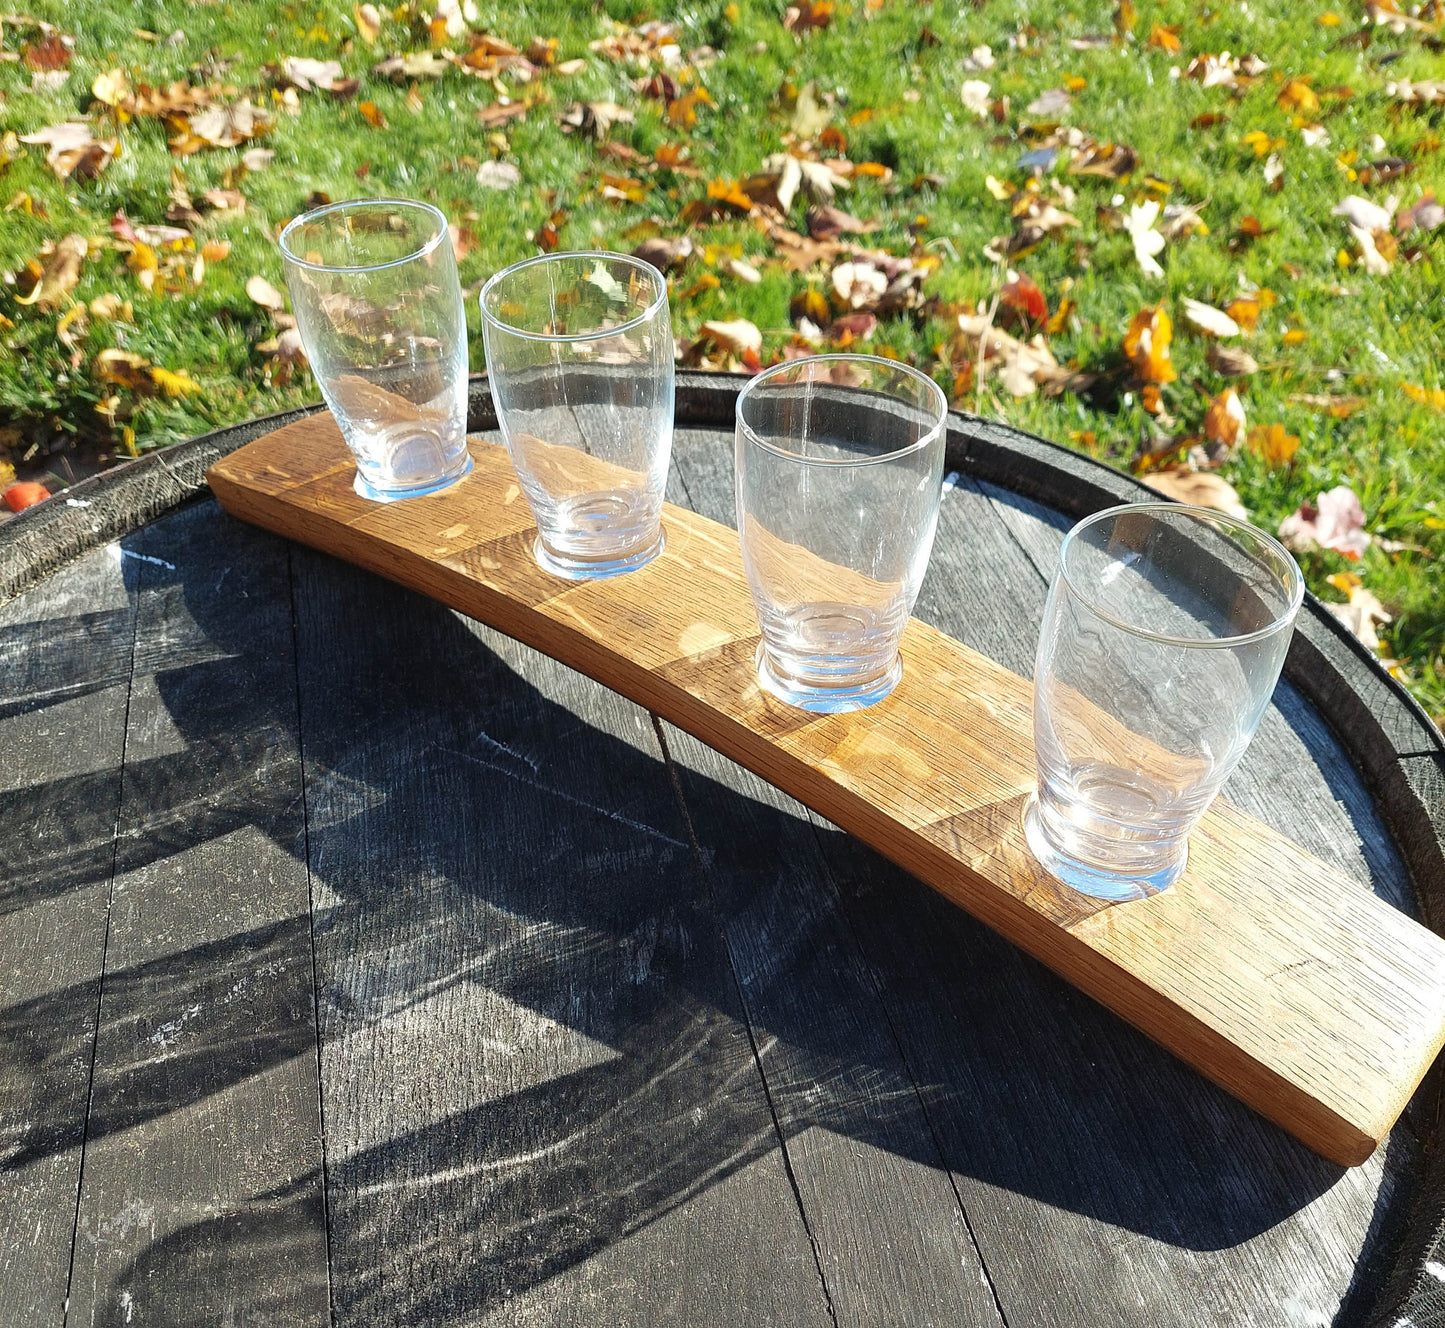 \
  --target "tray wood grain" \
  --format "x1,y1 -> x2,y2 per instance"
208,413 -> 1445,1166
